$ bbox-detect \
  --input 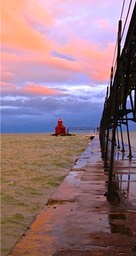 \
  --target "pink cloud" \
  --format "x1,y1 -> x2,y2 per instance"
0,82 -> 17,93
96,19 -> 112,30
1,40 -> 113,86
23,83 -> 61,95
55,40 -> 115,81
1,0 -> 122,88
1,80 -> 61,96
1,71 -> 15,83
